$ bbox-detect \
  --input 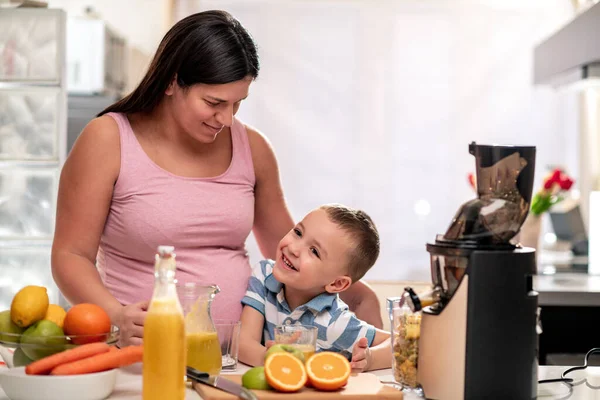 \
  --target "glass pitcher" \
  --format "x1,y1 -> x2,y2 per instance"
177,283 -> 222,375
